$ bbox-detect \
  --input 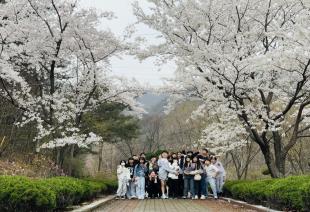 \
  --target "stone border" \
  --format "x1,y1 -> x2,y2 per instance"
221,197 -> 282,212
71,195 -> 116,212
